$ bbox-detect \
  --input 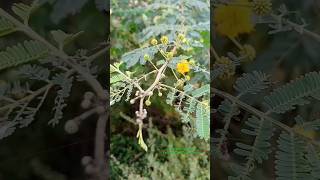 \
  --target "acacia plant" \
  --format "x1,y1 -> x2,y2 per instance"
110,0 -> 210,151
0,1 -> 108,180
213,0 -> 320,179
